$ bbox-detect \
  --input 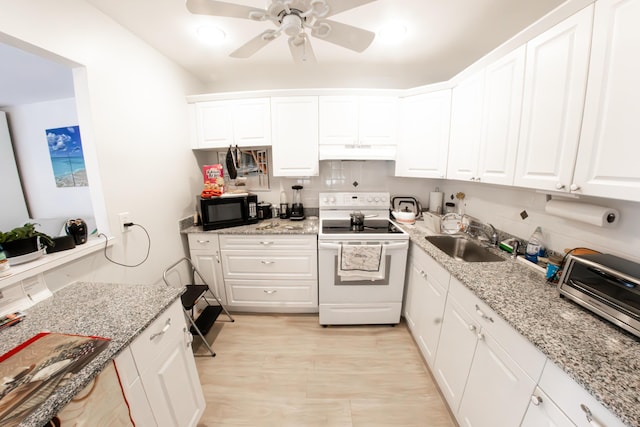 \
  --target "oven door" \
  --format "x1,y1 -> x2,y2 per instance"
318,240 -> 408,303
